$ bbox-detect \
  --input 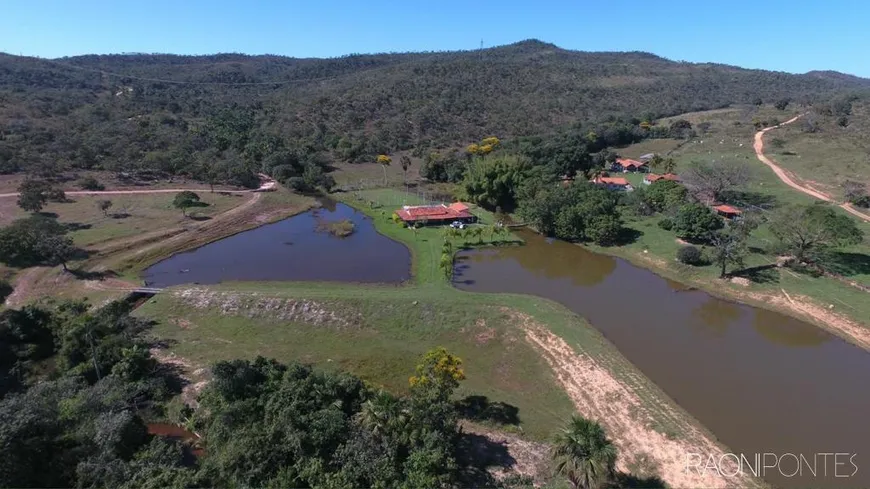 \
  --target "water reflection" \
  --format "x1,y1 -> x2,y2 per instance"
142,203 -> 411,287
455,233 -> 870,489
752,308 -> 830,347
